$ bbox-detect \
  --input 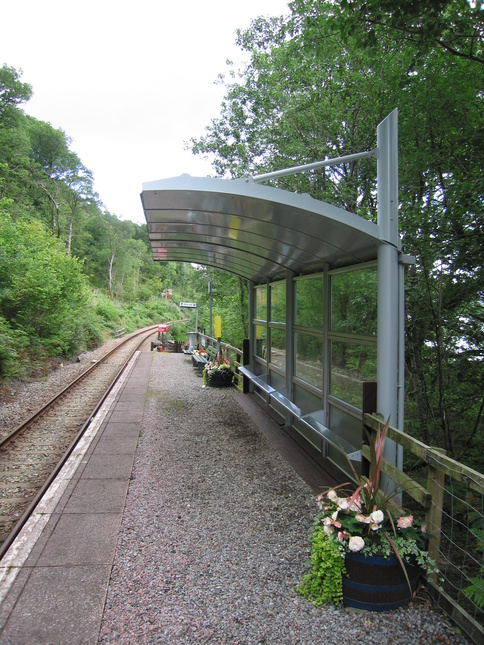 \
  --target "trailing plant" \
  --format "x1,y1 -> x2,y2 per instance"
297,418 -> 437,606
296,525 -> 346,605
